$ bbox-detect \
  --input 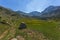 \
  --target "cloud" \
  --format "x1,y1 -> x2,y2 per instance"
18,0 -> 32,11
26,0 -> 50,12
0,0 -> 60,12
26,0 -> 60,12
